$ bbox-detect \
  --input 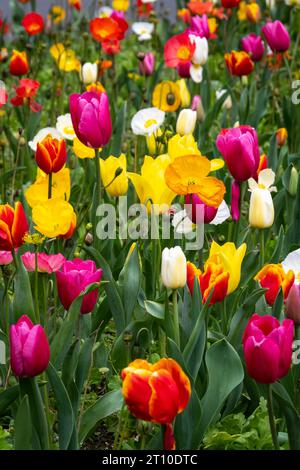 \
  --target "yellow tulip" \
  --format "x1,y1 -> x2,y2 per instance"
112,0 -> 130,11
50,43 -> 80,72
208,241 -> 247,294
100,154 -> 128,197
73,137 -> 96,159
128,155 -> 176,213
32,198 -> 76,238
25,168 -> 70,208
168,134 -> 200,159
176,79 -> 191,107
146,129 -> 164,156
